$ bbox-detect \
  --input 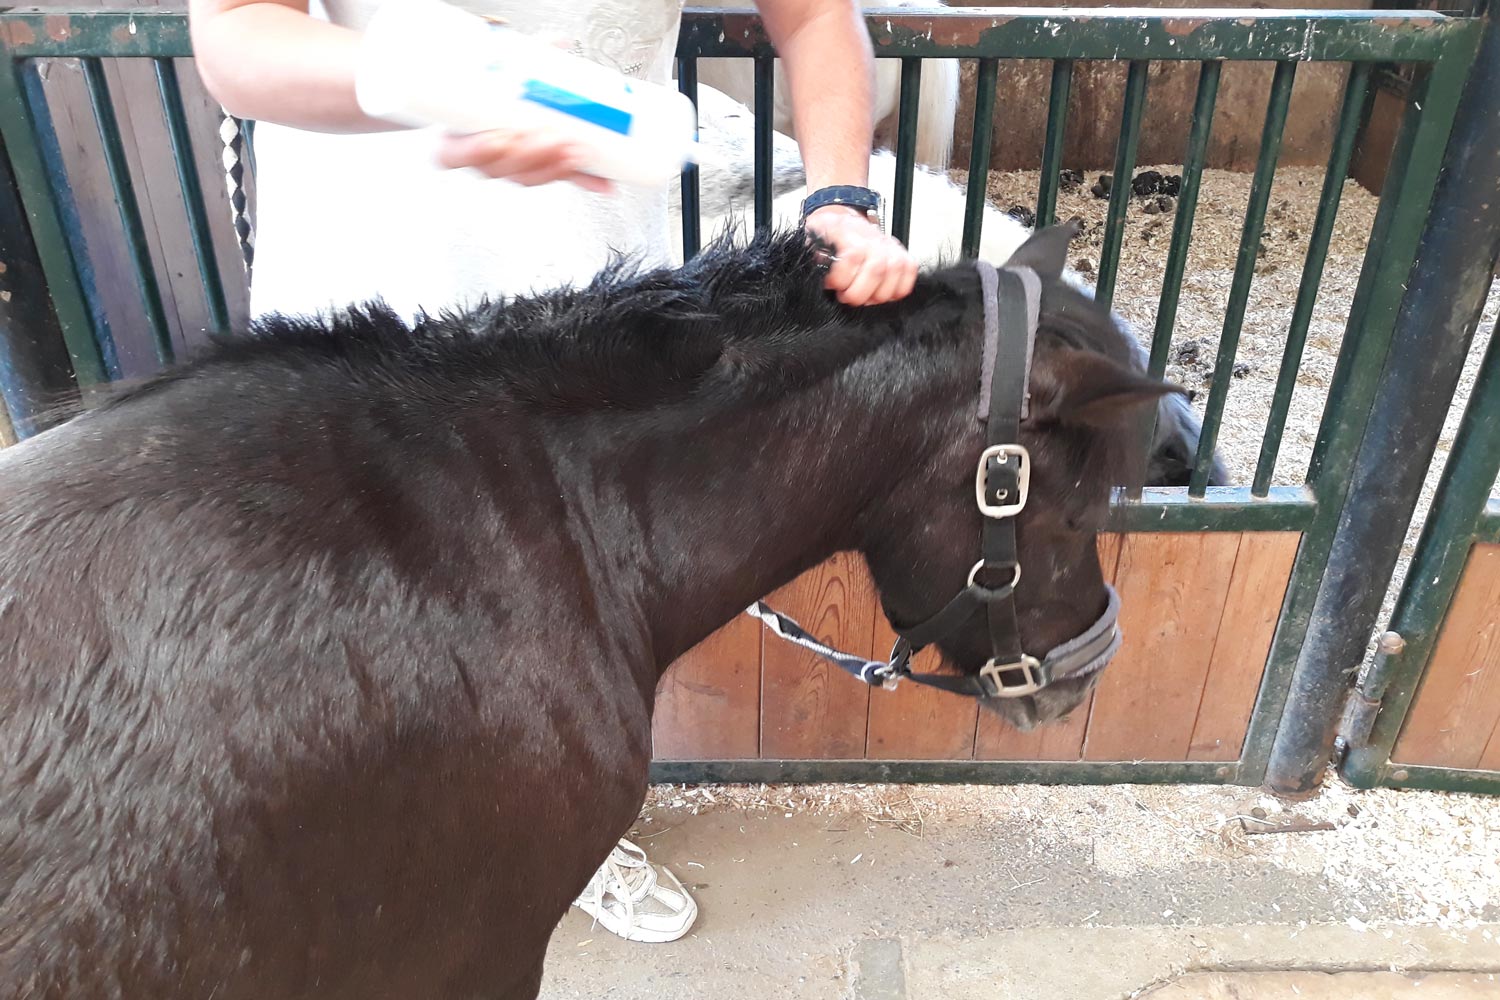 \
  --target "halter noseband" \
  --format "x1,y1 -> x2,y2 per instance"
748,259 -> 1123,702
